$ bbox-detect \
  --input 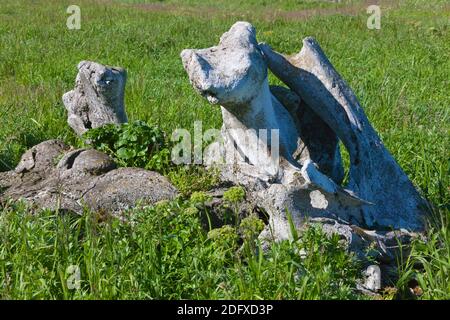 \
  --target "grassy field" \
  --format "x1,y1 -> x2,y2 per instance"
0,0 -> 449,299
